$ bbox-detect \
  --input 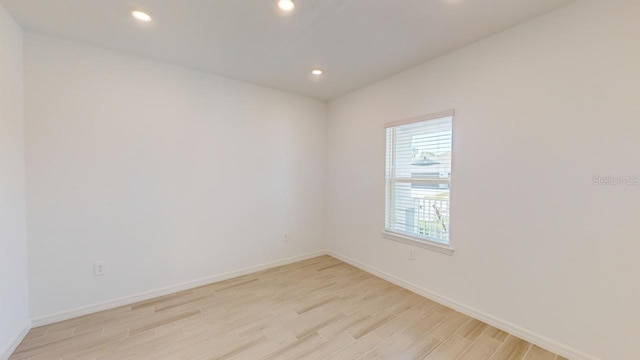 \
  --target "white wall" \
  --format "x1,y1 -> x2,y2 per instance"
0,3 -> 29,358
326,0 -> 640,359
24,33 -> 327,320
